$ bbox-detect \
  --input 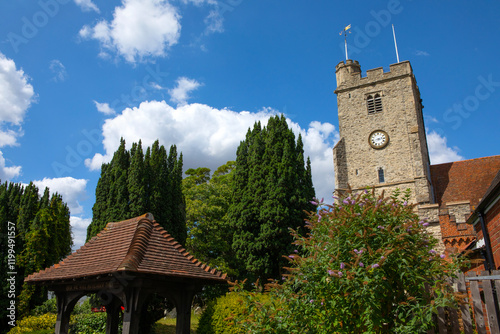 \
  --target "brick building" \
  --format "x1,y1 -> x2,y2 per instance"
332,59 -> 500,257
467,170 -> 500,271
